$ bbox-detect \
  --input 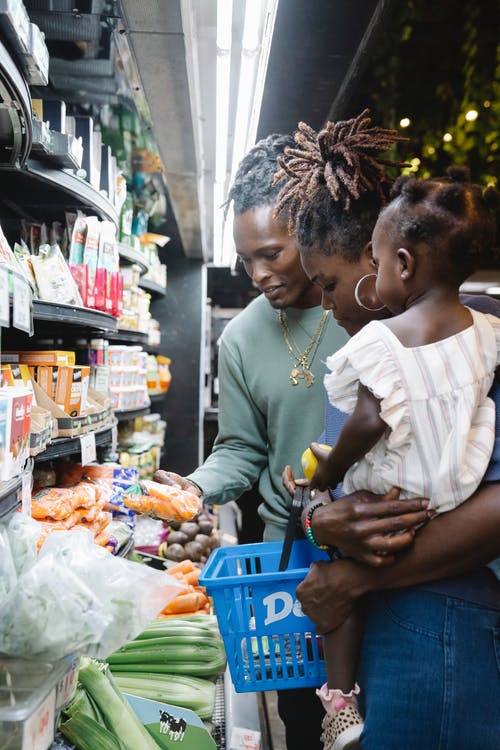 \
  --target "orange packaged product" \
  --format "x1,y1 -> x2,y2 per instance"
124,482 -> 201,523
31,487 -> 79,520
